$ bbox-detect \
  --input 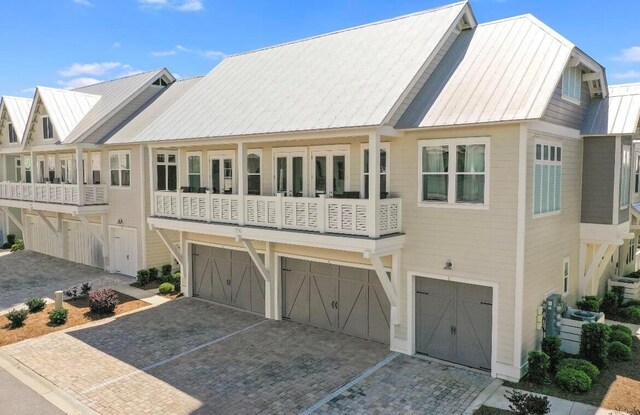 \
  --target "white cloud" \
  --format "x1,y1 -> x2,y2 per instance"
57,77 -> 102,89
112,42 -> 121,48
202,50 -> 225,60
138,0 -> 203,12
73,0 -> 92,5
615,46 -> 640,62
58,62 -> 123,77
21,87 -> 36,95
151,45 -> 224,61
151,50 -> 177,57
612,70 -> 640,80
